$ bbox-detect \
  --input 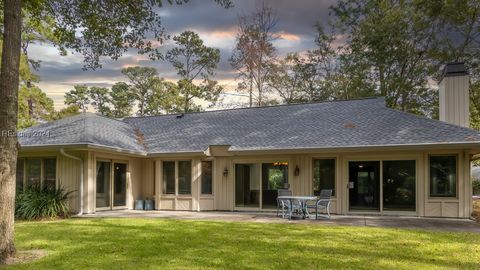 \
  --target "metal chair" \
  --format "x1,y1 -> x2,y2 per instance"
307,189 -> 333,219
276,189 -> 292,217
